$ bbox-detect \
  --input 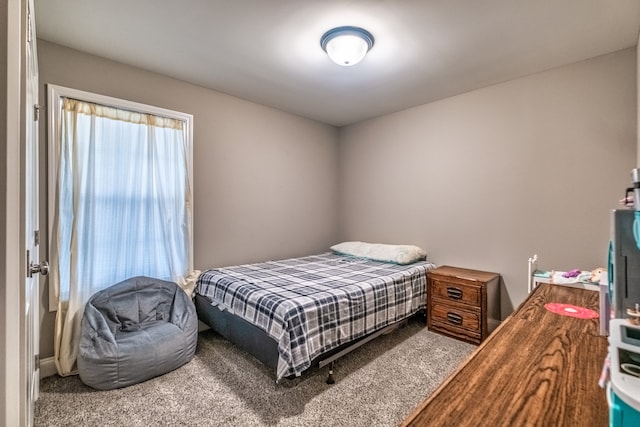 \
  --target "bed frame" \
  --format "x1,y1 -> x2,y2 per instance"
194,294 -> 418,383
